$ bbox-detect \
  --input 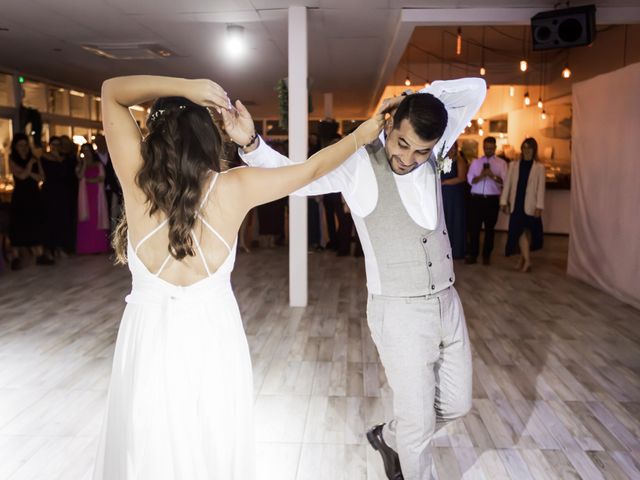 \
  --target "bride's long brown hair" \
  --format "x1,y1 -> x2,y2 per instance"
112,97 -> 222,264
